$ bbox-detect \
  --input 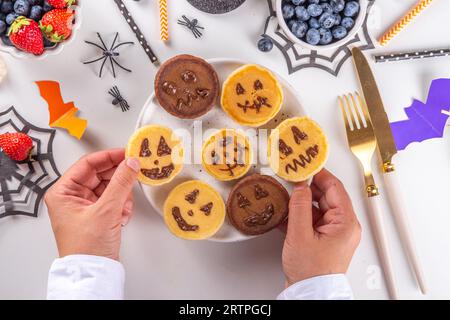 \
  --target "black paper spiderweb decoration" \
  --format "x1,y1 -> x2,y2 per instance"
83,32 -> 134,78
0,107 -> 60,218
261,0 -> 375,76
